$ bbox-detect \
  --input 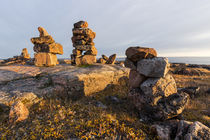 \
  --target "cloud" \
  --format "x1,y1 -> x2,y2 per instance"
0,0 -> 210,59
